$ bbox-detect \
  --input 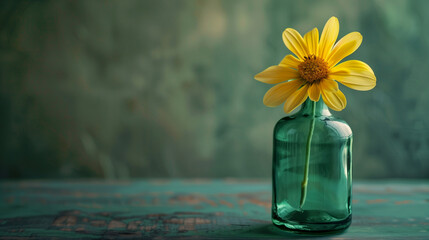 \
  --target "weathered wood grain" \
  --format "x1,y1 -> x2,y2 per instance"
0,180 -> 428,239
